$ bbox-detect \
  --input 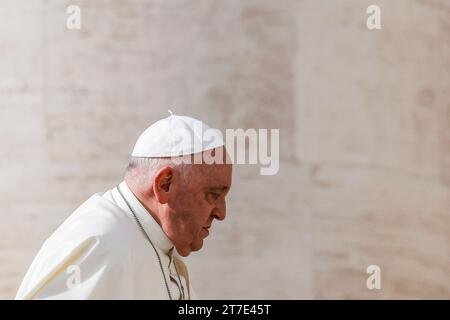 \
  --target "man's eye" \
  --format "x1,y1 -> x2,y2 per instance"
209,193 -> 220,201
